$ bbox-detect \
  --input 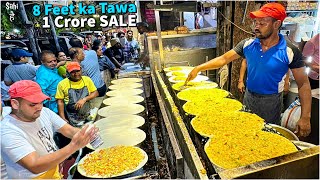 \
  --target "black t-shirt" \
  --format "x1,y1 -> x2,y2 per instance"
104,47 -> 124,64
